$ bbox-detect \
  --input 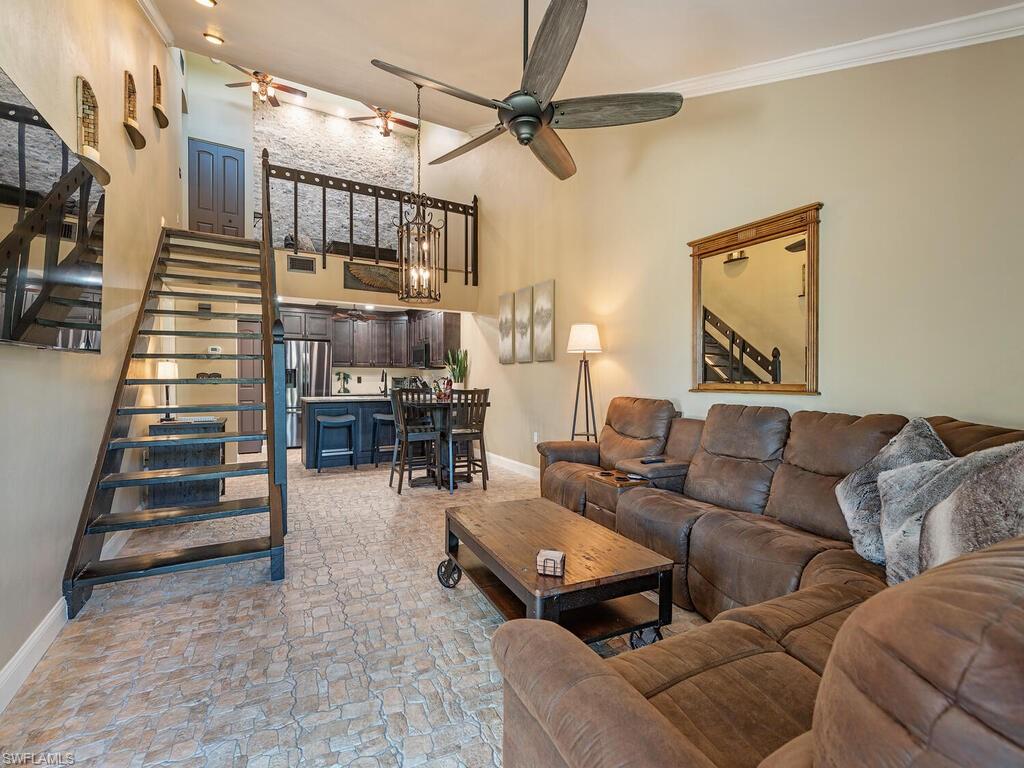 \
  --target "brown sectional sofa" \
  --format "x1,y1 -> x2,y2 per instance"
494,537 -> 1024,768
514,398 -> 1024,766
